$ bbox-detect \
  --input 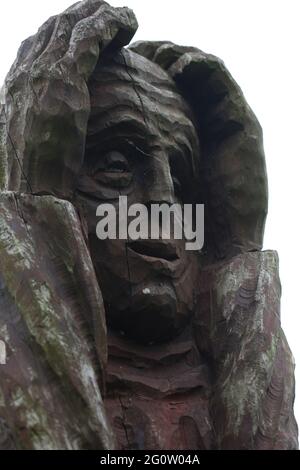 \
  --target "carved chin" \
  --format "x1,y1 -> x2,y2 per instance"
107,282 -> 191,344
